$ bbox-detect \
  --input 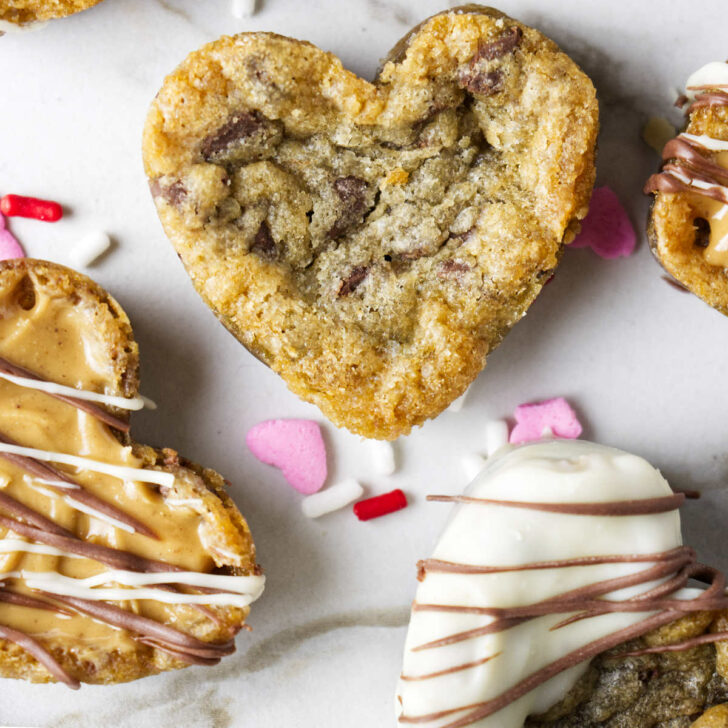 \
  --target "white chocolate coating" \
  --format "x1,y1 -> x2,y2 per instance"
685,61 -> 728,102
397,440 -> 682,727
